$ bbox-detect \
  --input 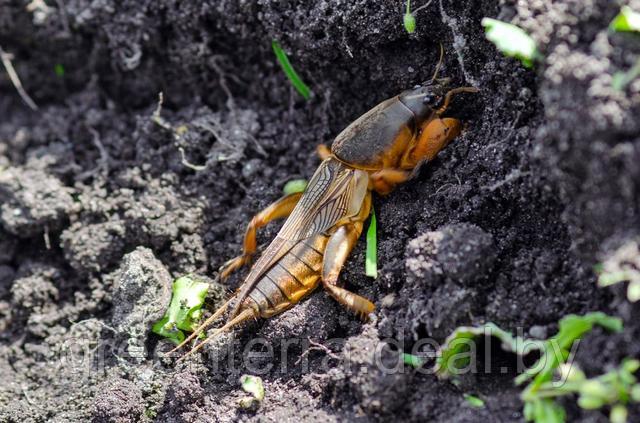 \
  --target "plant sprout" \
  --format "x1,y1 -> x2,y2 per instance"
464,394 -> 485,408
54,63 -> 65,77
481,18 -> 540,68
402,352 -> 425,368
523,359 -> 640,423
272,40 -> 311,100
239,374 -> 265,409
151,276 -> 209,344
435,313 -> 624,423
610,6 -> 640,32
403,0 -> 433,34
609,7 -> 640,90
596,241 -> 640,302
